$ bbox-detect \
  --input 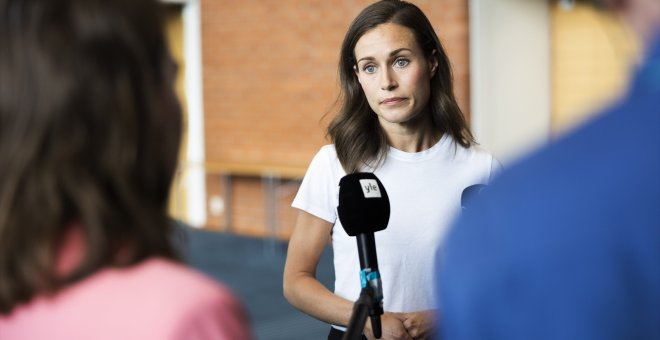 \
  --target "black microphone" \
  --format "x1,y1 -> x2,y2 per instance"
461,184 -> 487,211
338,172 -> 389,339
